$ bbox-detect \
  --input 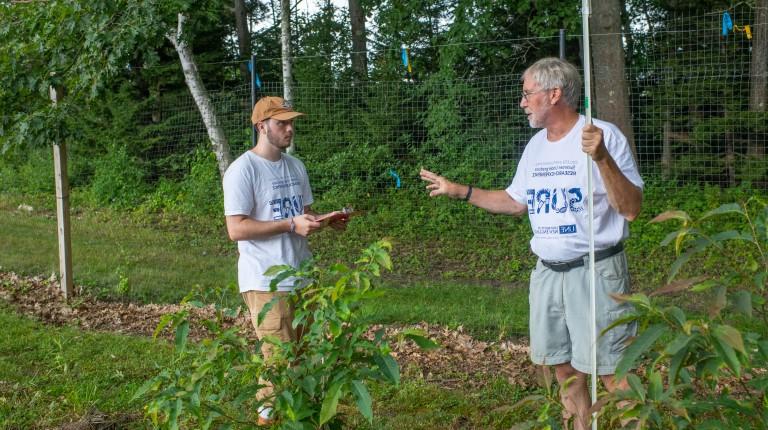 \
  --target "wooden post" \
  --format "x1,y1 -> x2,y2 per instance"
50,85 -> 73,299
